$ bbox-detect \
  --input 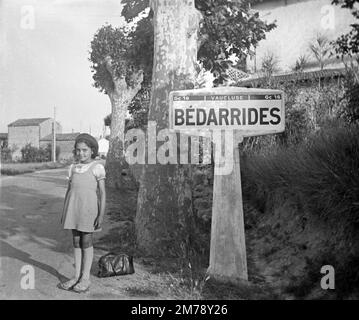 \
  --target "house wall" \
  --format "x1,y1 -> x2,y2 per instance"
39,119 -> 62,139
248,0 -> 356,73
40,140 -> 75,161
8,126 -> 39,160
7,120 -> 63,161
